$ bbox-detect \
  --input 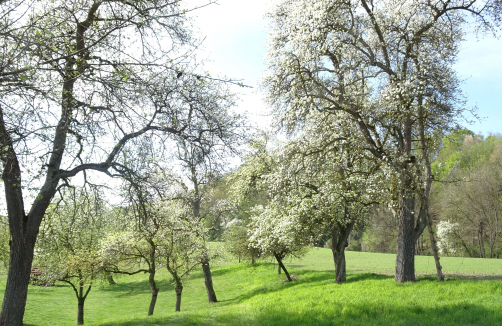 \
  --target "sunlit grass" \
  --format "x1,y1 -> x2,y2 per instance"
0,247 -> 501,325
289,248 -> 502,279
